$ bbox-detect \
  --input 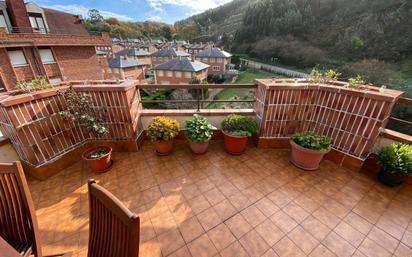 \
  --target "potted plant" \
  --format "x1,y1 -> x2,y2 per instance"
59,86 -> 112,173
290,132 -> 332,170
147,116 -> 179,155
377,143 -> 412,187
221,114 -> 258,155
185,114 -> 214,154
